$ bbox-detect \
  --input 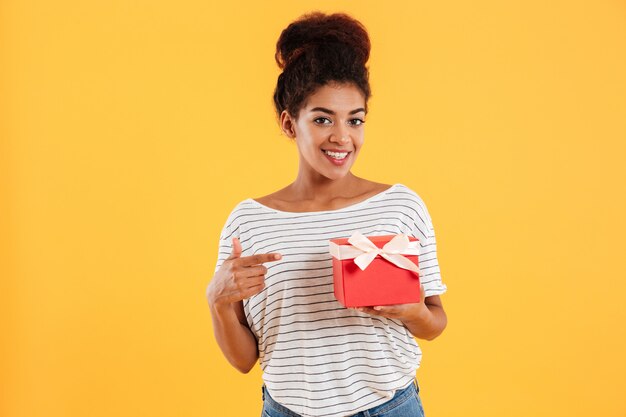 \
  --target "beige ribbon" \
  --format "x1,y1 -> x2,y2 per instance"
330,231 -> 420,274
